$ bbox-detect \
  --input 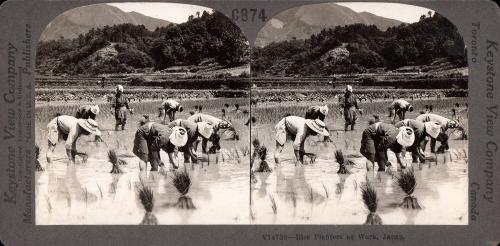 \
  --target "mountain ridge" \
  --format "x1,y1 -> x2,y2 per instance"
255,3 -> 403,47
40,4 -> 173,41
